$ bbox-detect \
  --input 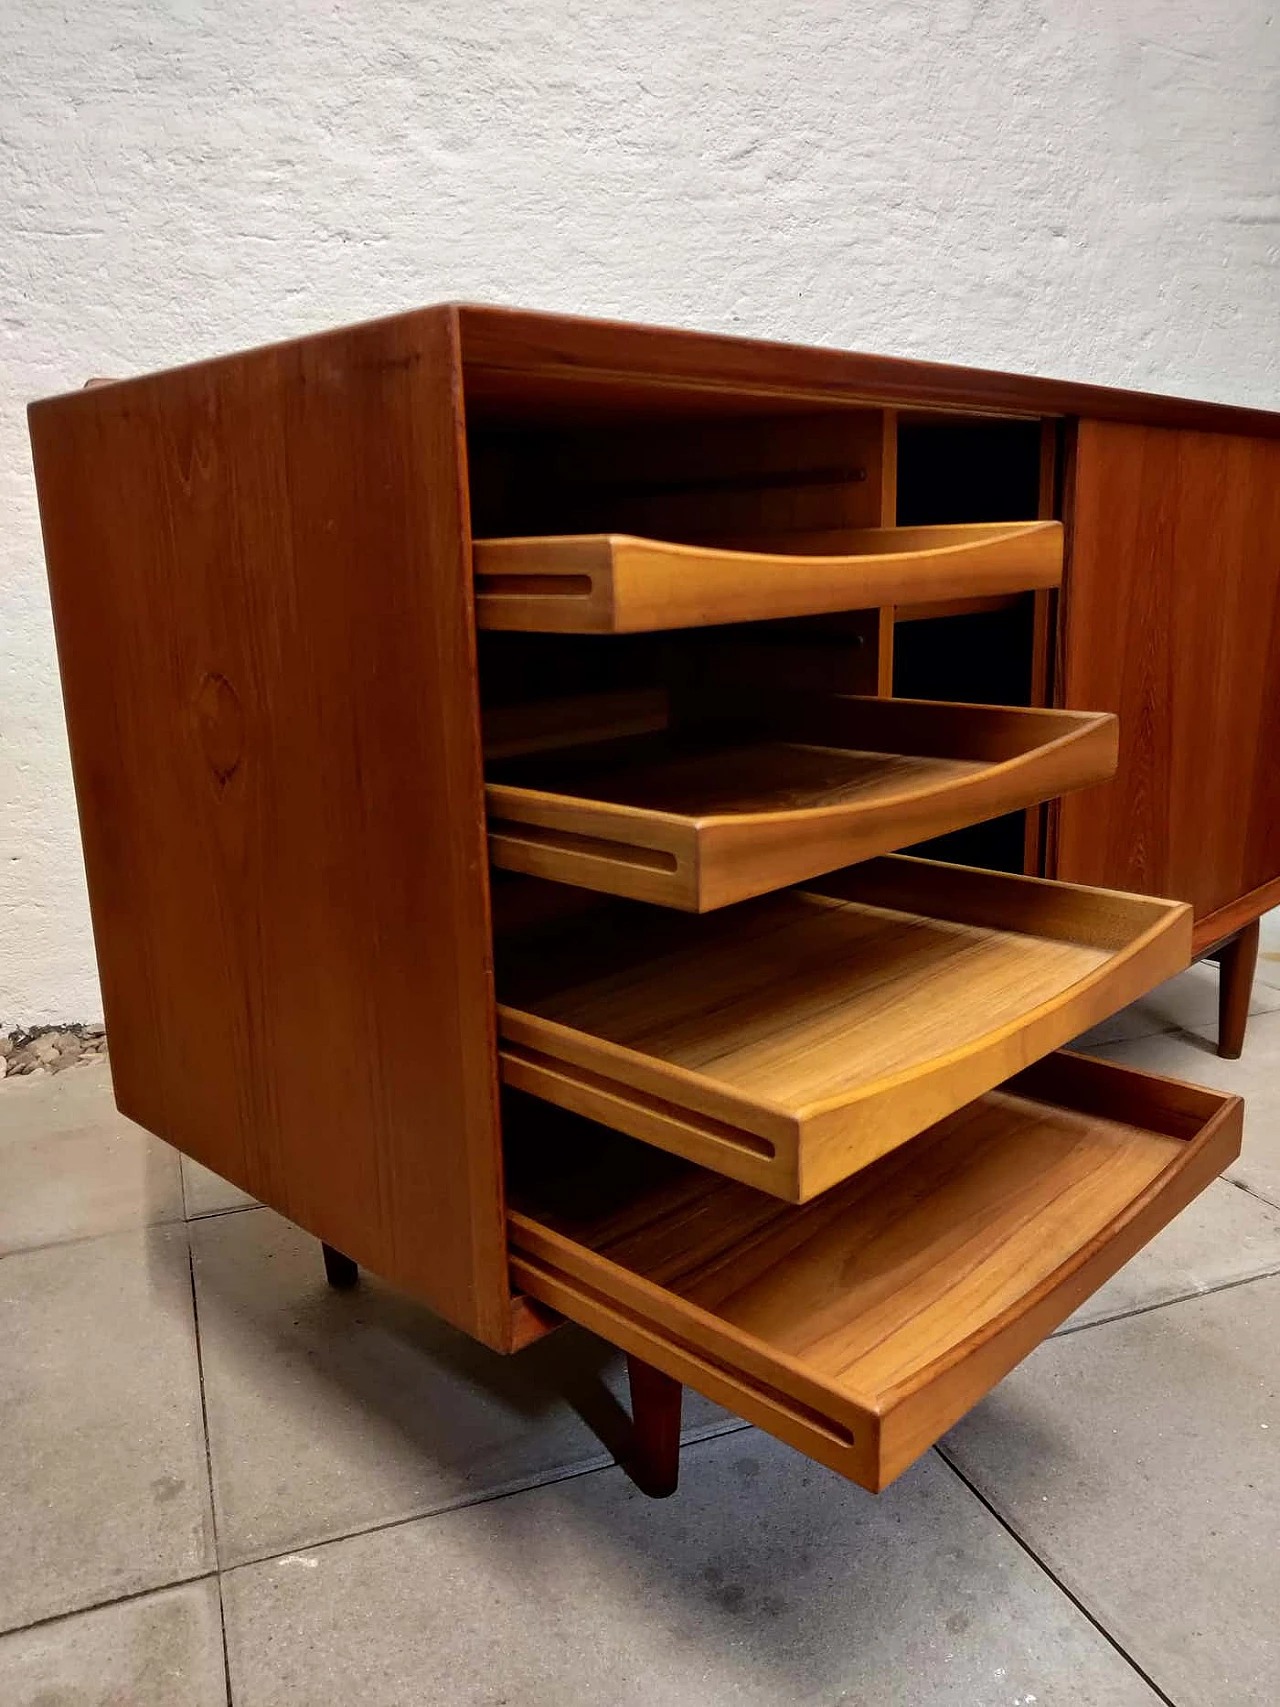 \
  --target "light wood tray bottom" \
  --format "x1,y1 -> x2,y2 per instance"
491,739 -> 982,817
510,1089 -> 1181,1399
501,893 -> 1111,1108
497,857 -> 1190,1199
